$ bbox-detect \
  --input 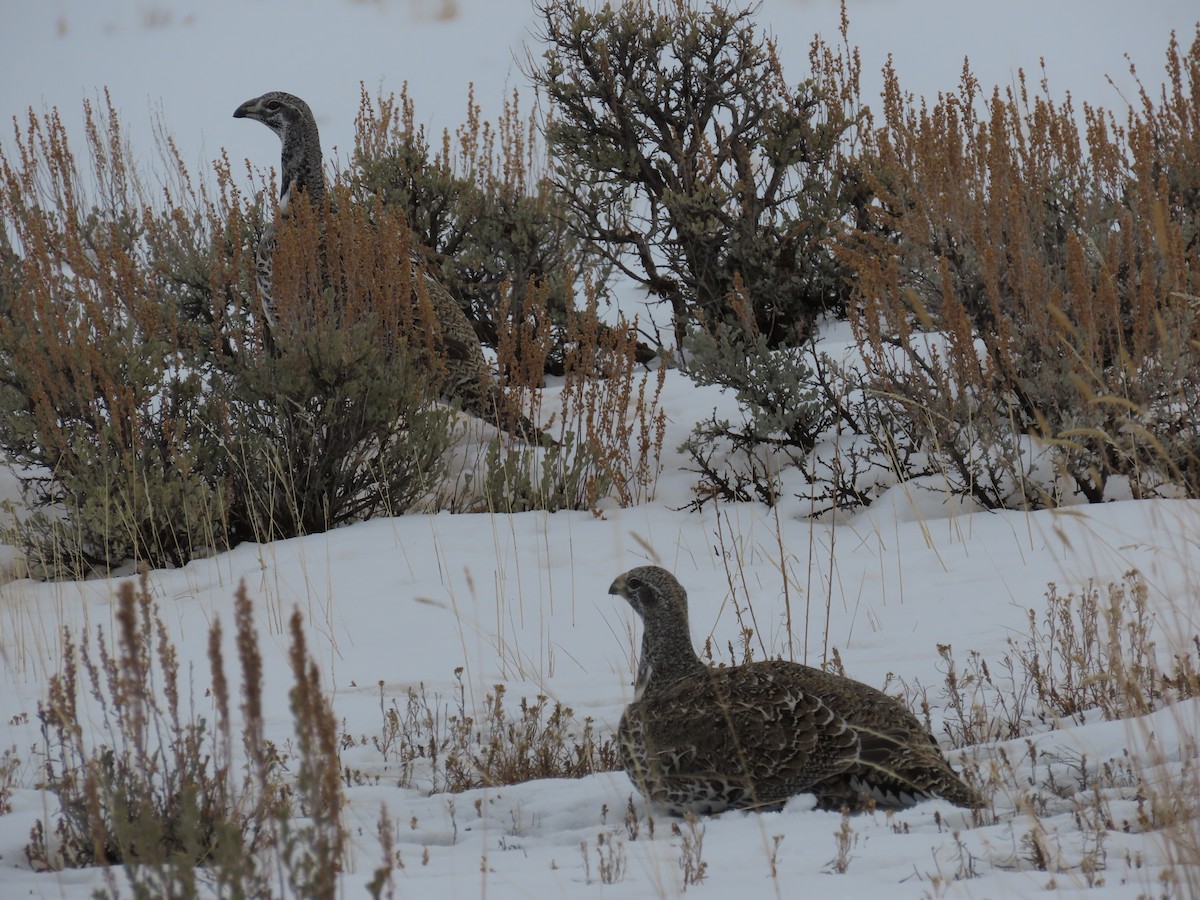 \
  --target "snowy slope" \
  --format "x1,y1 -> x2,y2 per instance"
0,366 -> 1196,897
